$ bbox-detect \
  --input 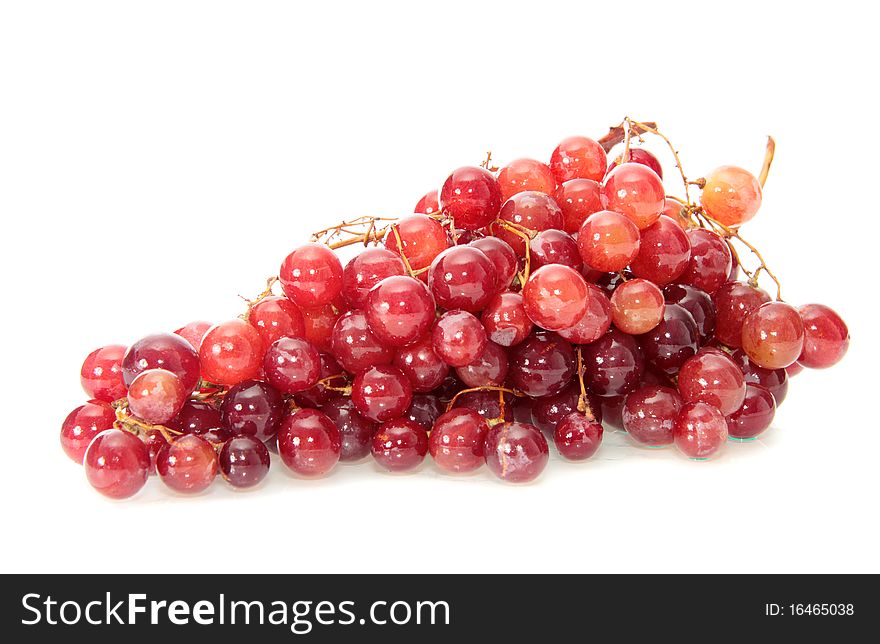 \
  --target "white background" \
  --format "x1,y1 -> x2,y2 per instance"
1,0 -> 877,574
